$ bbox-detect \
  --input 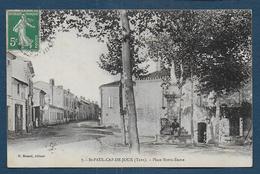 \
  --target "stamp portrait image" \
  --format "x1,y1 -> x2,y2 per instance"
6,9 -> 252,168
7,10 -> 39,51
